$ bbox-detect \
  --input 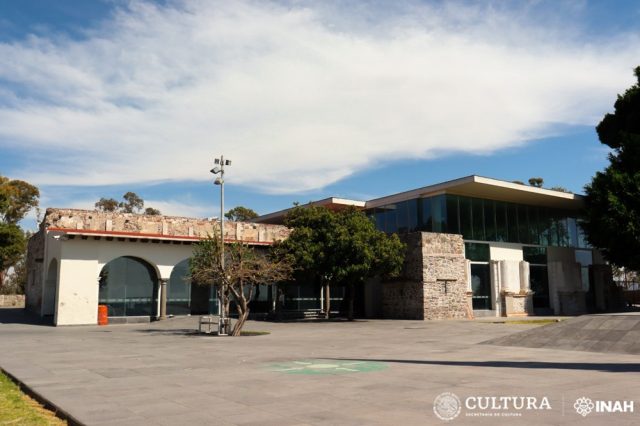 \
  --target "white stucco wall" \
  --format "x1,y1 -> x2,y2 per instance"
489,243 -> 524,261
53,237 -> 195,326
42,232 -> 63,317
